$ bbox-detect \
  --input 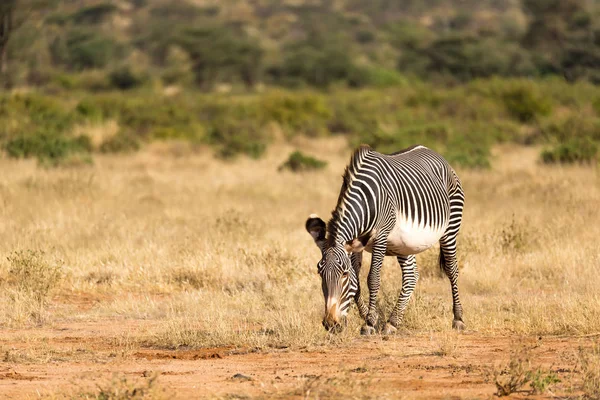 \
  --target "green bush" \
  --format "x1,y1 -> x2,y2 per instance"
541,138 -> 598,164
541,116 -> 600,143
502,86 -> 552,123
108,65 -> 147,90
99,132 -> 141,153
1,93 -> 76,133
4,132 -> 93,166
118,98 -> 195,138
260,92 -> 332,137
75,94 -> 125,121
70,3 -> 118,25
64,28 -> 121,70
278,151 -> 327,172
208,118 -> 267,159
